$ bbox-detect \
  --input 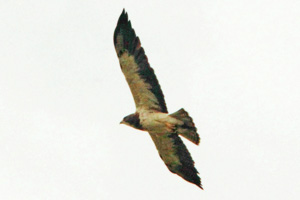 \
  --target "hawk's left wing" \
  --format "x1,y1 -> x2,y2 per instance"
149,131 -> 203,189
114,9 -> 168,113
